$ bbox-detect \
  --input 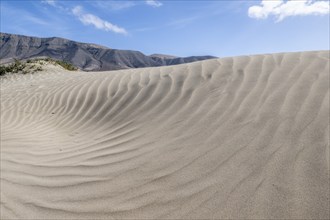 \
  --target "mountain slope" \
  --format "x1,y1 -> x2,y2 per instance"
0,33 -> 216,71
